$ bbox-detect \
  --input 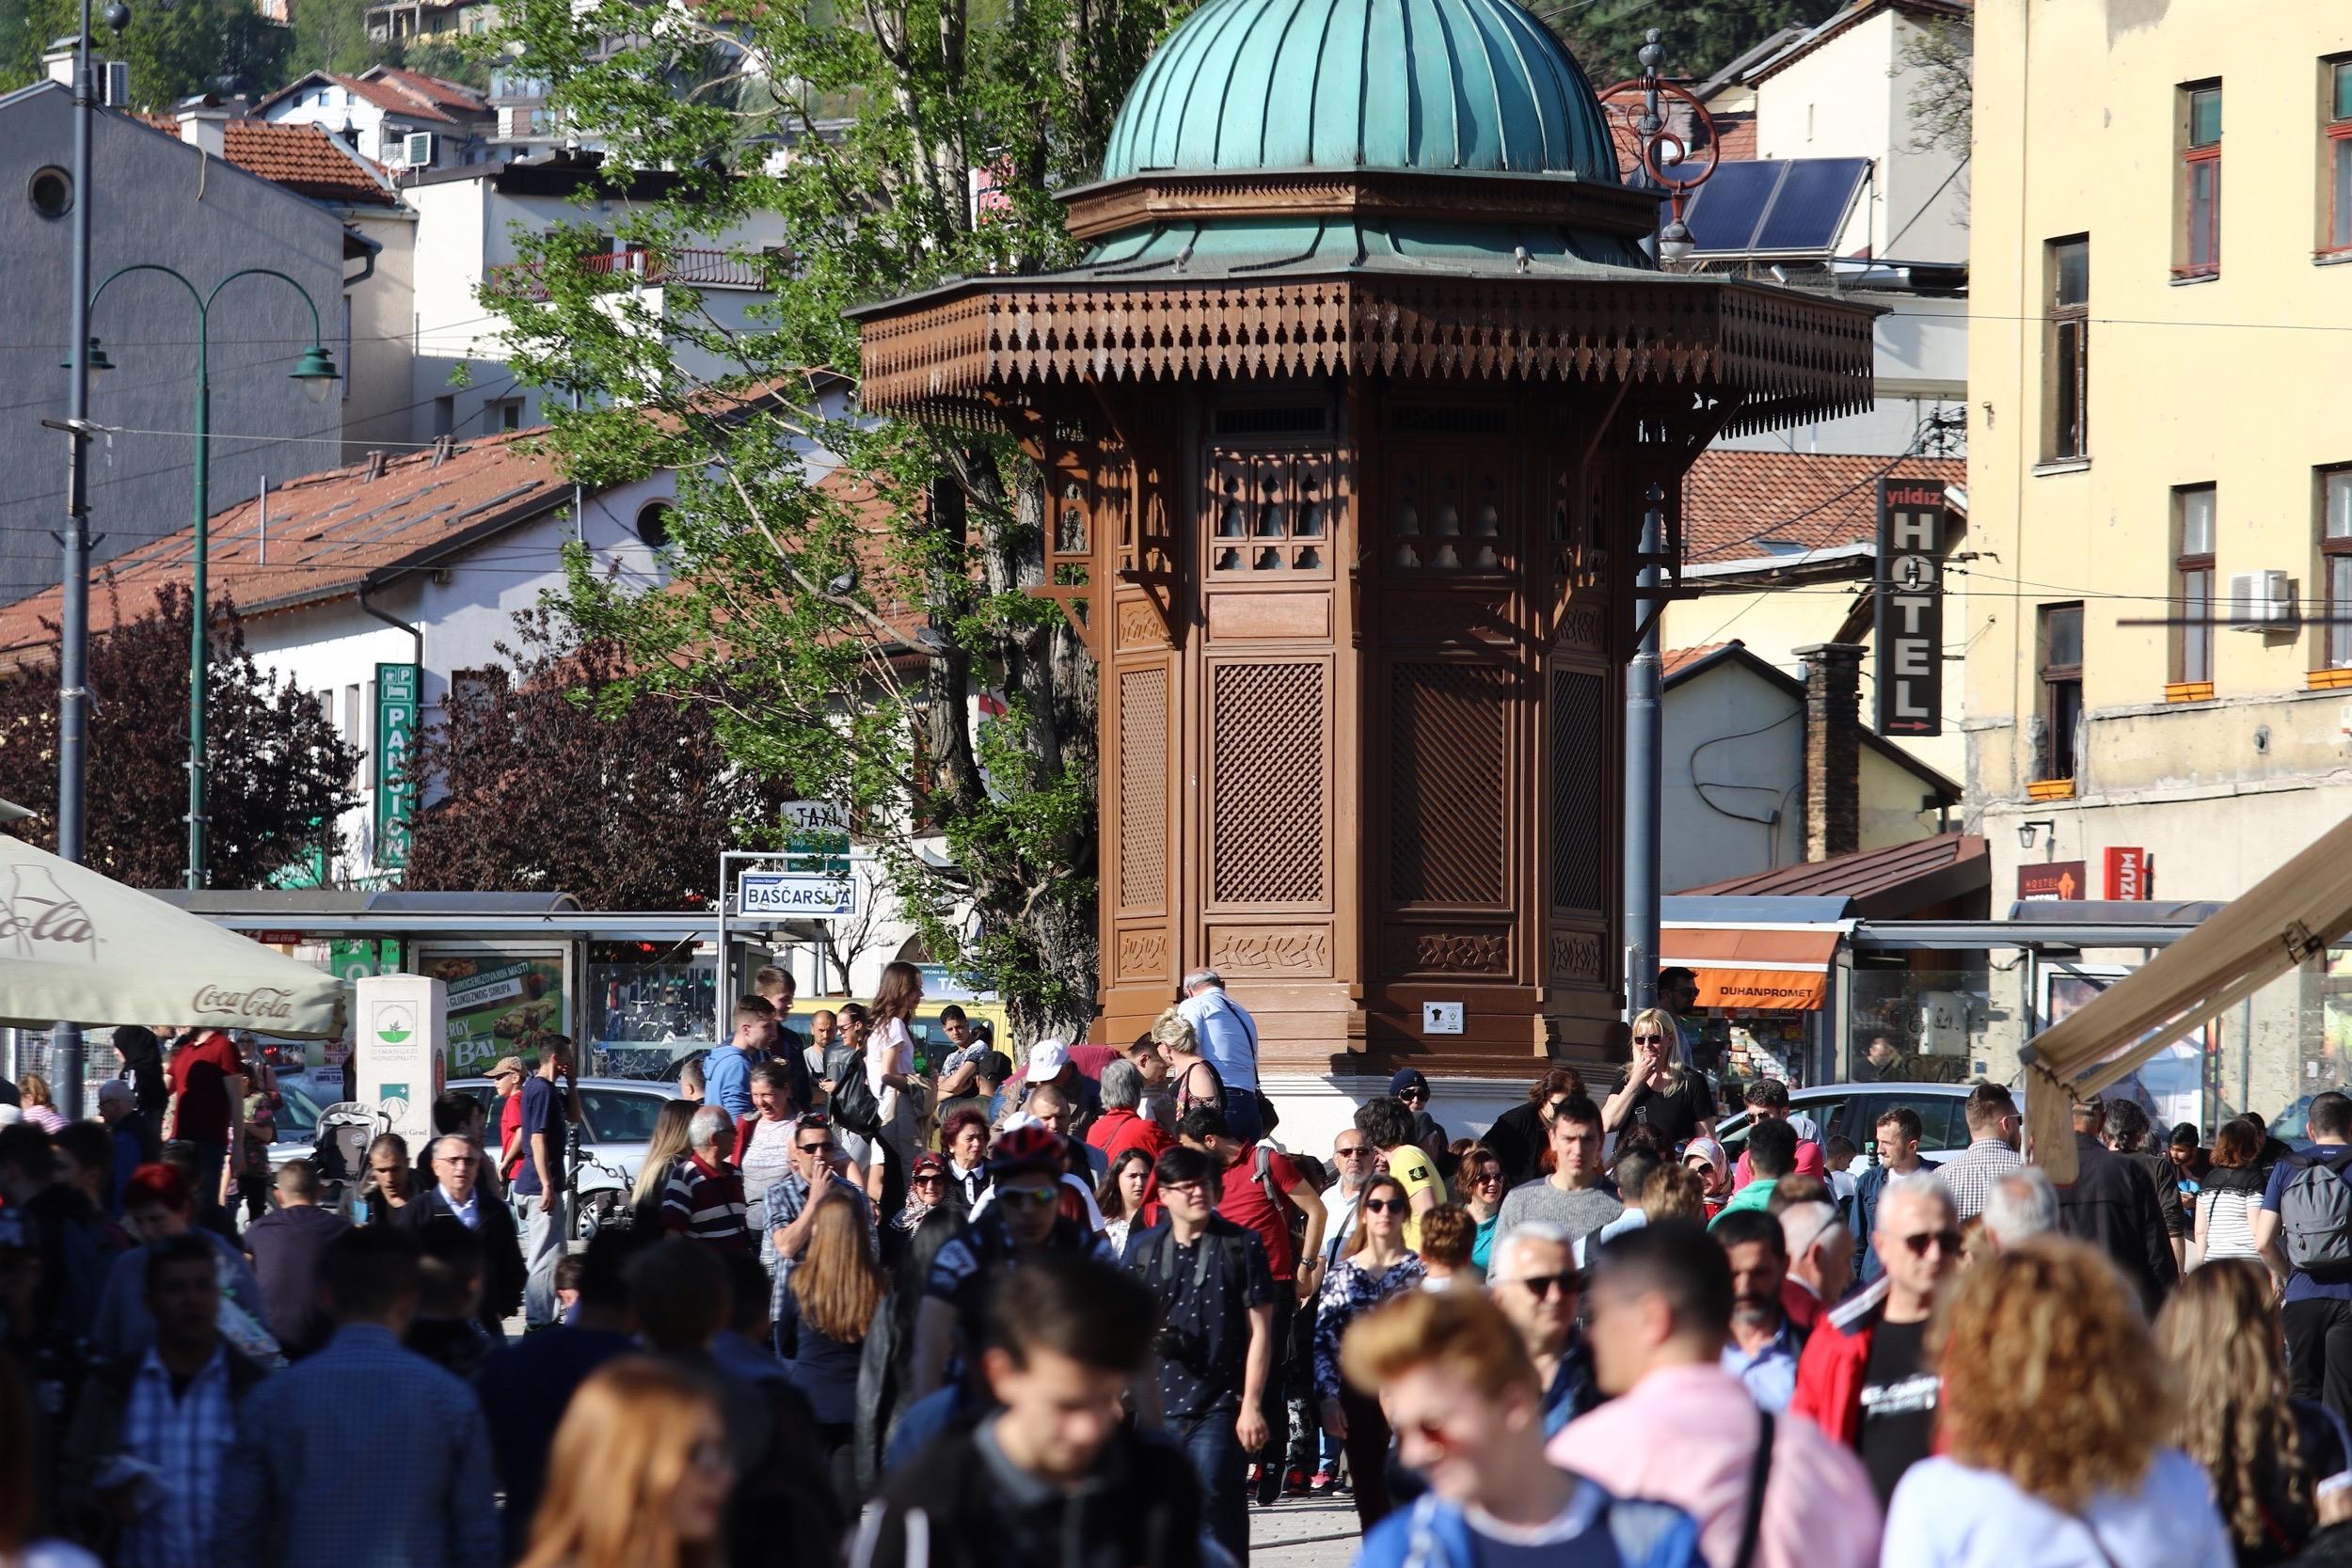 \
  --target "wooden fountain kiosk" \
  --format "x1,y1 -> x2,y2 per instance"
851,0 -> 1876,1078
